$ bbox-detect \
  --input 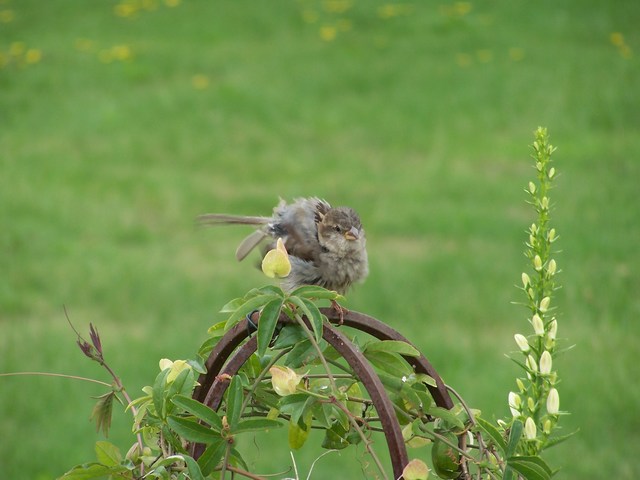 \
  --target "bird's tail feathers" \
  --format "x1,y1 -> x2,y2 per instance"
236,230 -> 269,261
198,213 -> 271,226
